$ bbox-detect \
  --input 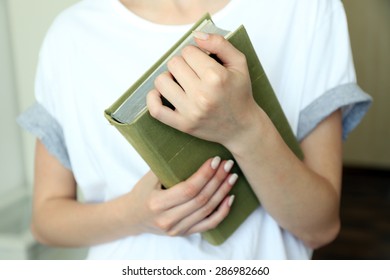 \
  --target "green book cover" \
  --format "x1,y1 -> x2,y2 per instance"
104,14 -> 303,245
